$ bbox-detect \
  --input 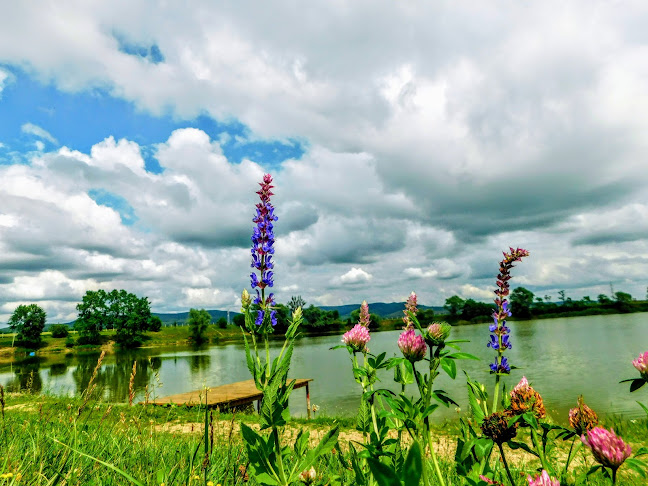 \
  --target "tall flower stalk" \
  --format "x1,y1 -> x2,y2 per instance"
240,174 -> 339,486
490,247 -> 529,414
